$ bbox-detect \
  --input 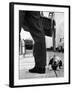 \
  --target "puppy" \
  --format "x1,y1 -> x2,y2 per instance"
48,55 -> 62,70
